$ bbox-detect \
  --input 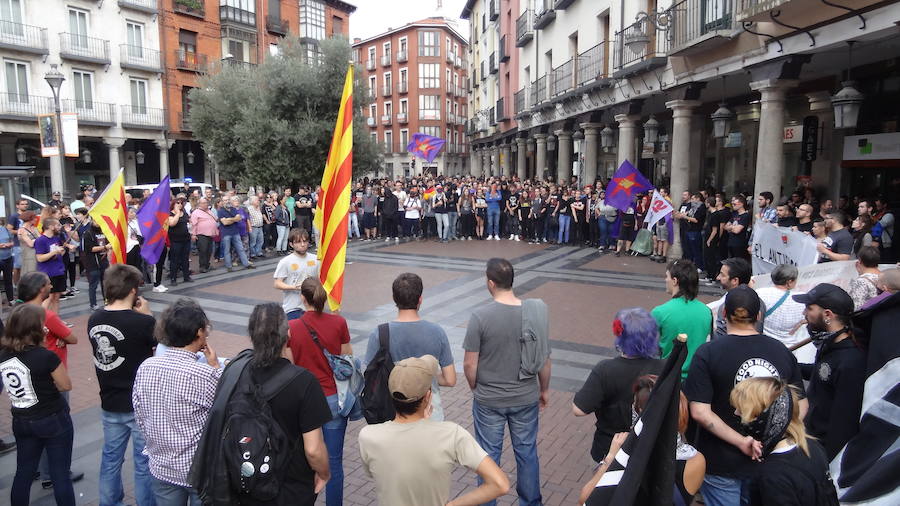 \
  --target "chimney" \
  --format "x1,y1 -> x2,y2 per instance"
353,37 -> 361,43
